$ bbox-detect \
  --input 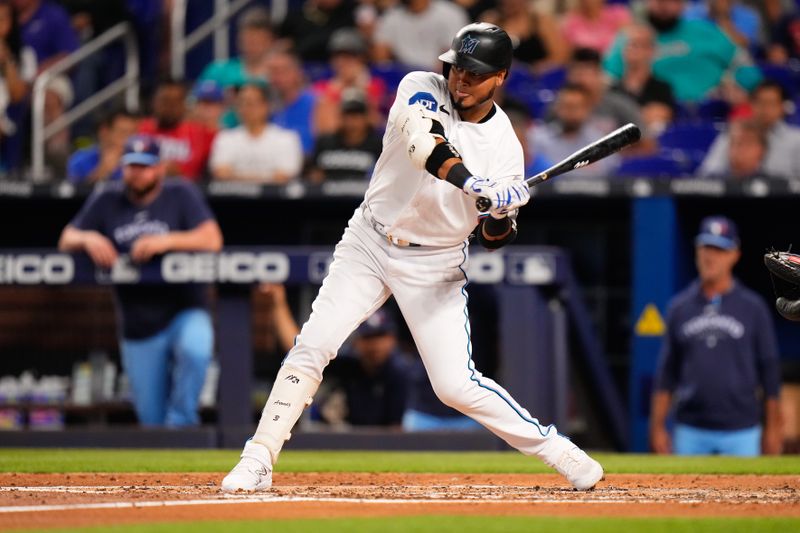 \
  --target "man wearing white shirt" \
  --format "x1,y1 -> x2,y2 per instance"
210,82 -> 303,184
